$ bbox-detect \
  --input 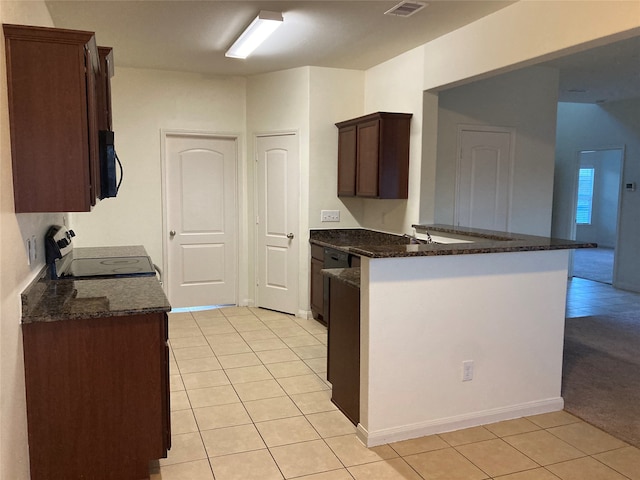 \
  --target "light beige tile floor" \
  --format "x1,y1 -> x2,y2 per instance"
150,298 -> 640,480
